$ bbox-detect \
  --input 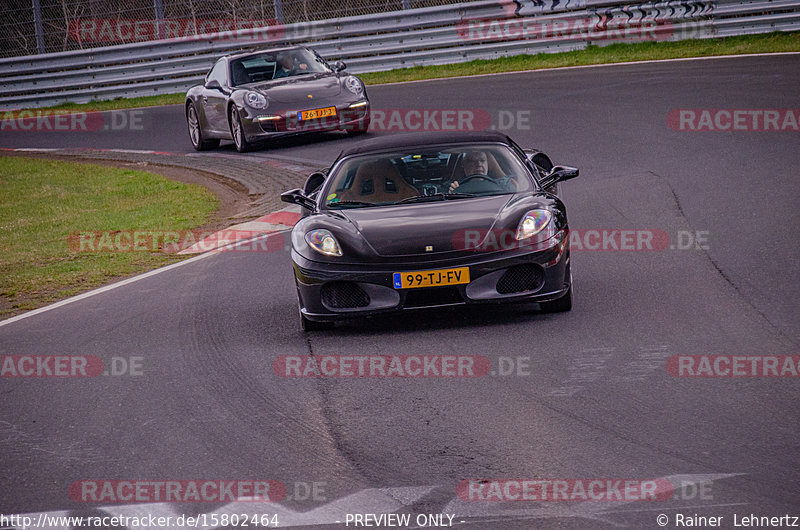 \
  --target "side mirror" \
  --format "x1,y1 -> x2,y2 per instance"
281,188 -> 316,211
304,172 -> 326,195
205,79 -> 222,91
333,60 -> 347,72
539,165 -> 579,189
